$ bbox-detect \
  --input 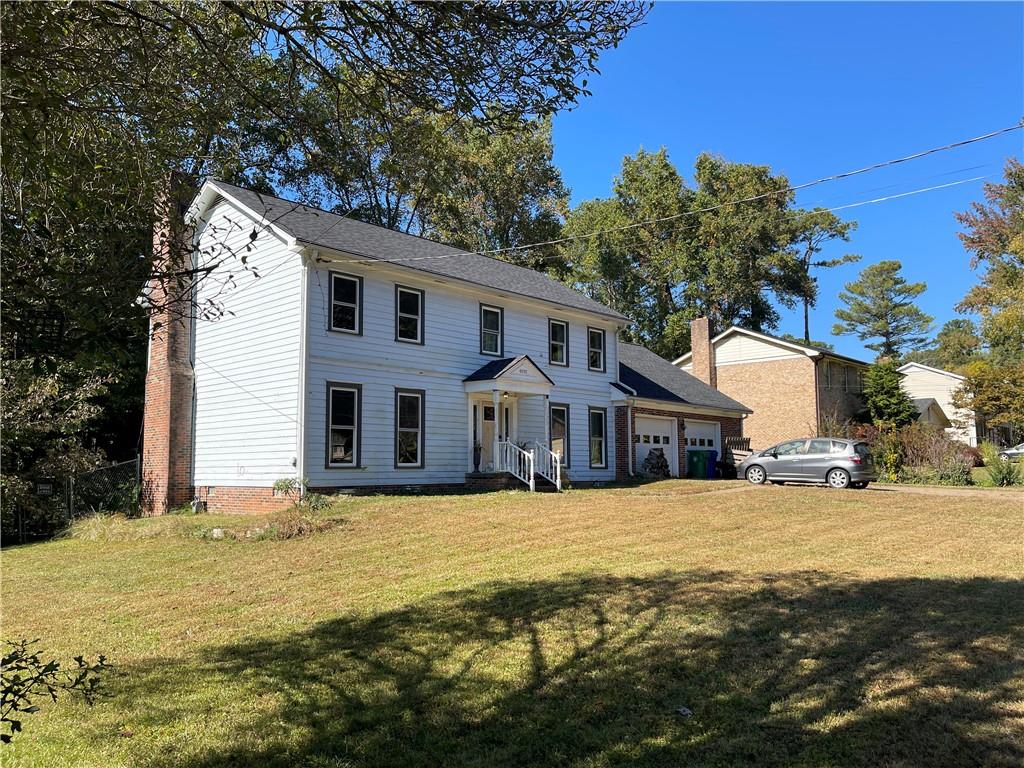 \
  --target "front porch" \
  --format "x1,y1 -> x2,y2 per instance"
463,355 -> 563,491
